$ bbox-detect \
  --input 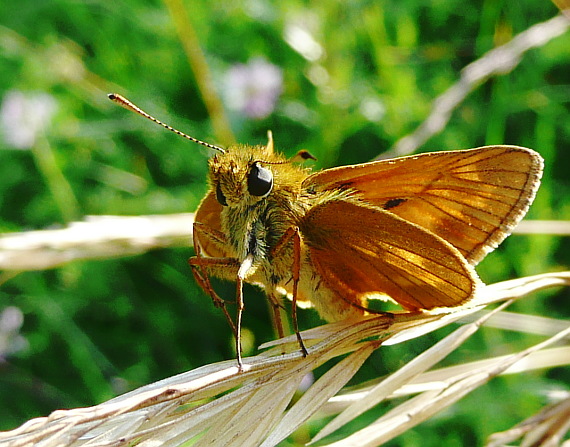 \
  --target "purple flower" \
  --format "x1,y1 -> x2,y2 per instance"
0,90 -> 57,149
224,58 -> 283,119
